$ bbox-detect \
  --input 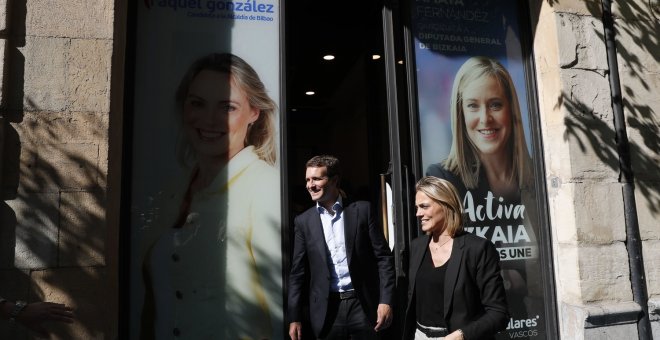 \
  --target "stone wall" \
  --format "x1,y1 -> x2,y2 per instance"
0,0 -> 116,338
532,0 -> 659,338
